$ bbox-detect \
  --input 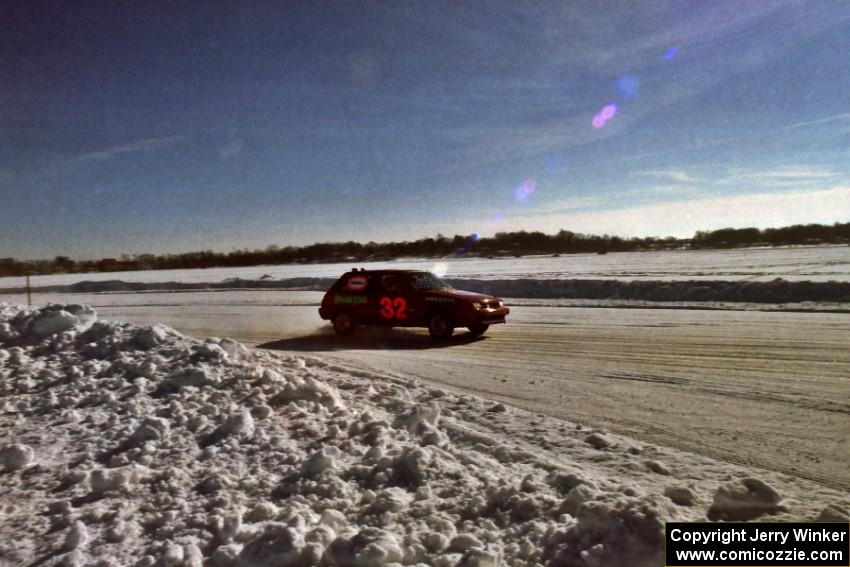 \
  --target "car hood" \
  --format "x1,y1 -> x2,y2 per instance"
427,289 -> 495,302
